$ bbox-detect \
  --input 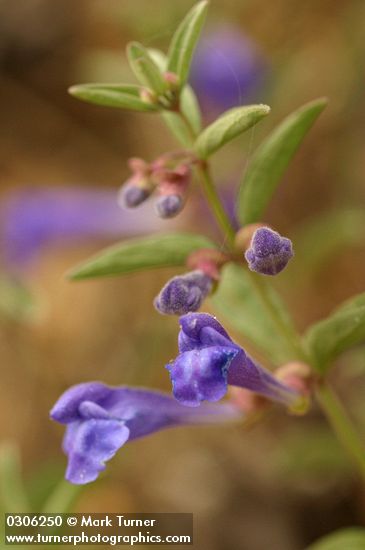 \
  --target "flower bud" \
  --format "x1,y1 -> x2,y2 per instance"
155,194 -> 184,218
234,223 -> 267,251
118,184 -> 150,208
118,157 -> 154,209
244,227 -> 294,275
154,270 -> 213,315
139,88 -> 158,105
154,164 -> 191,219
163,71 -> 180,91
